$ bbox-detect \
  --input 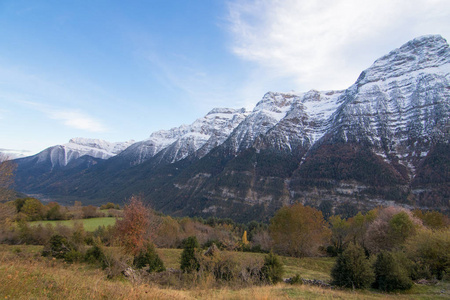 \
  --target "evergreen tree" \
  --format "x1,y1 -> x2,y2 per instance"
260,251 -> 284,284
331,243 -> 375,289
133,242 -> 165,273
373,251 -> 412,291
180,236 -> 200,273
